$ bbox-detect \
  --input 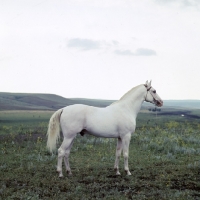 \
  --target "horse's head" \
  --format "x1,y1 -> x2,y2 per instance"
144,80 -> 163,107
